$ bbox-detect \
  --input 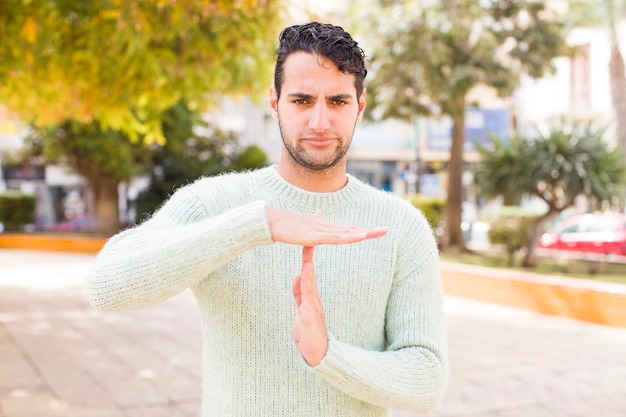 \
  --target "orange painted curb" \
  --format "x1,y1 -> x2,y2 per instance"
2,234 -> 625,329
0,233 -> 108,253
441,262 -> 626,329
